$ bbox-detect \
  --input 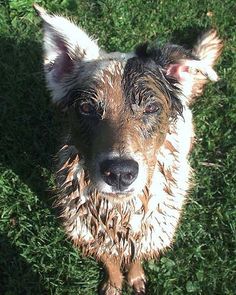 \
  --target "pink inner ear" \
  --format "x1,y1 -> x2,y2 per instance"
51,36 -> 74,82
53,52 -> 74,82
166,64 -> 191,82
